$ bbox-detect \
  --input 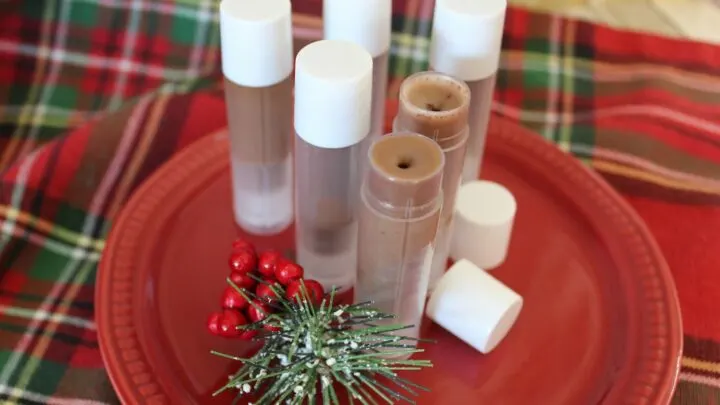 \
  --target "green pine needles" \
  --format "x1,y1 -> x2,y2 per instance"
211,278 -> 434,405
